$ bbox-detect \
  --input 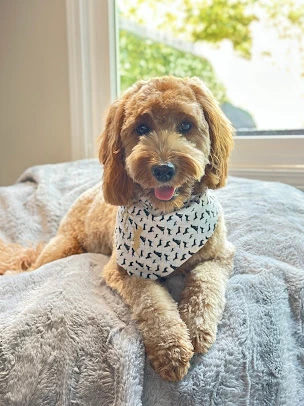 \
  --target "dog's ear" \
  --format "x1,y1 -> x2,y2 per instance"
99,98 -> 134,206
186,77 -> 234,189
